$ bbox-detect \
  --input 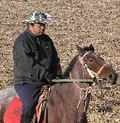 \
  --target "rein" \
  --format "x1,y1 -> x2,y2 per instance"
51,79 -> 93,83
